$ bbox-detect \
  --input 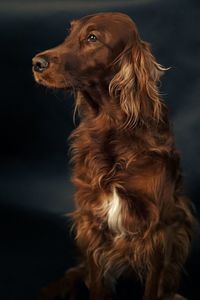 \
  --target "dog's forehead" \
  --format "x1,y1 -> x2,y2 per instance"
72,13 -> 136,32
